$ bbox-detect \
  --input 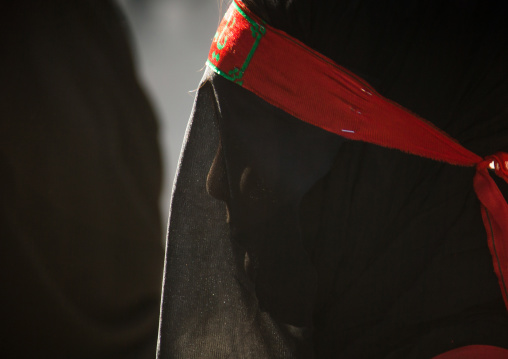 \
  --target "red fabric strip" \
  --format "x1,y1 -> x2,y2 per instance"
432,345 -> 508,359
207,0 -> 508,311
475,156 -> 508,309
